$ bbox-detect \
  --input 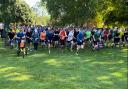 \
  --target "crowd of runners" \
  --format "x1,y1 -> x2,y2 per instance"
0,25 -> 128,55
